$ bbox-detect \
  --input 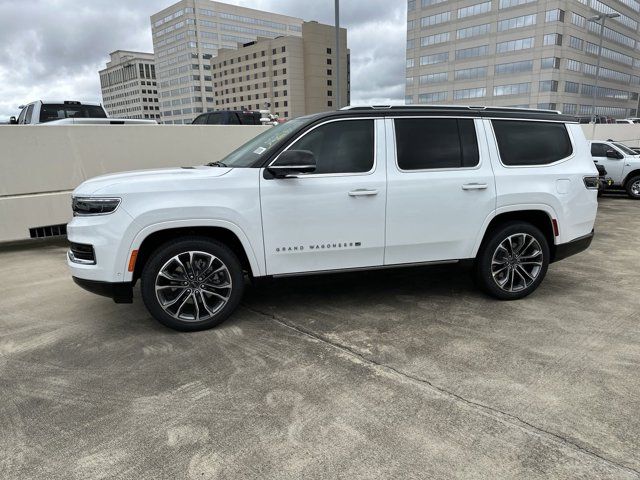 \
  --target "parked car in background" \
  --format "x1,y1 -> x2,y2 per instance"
590,140 -> 640,198
9,100 -> 156,125
615,119 -> 634,124
191,110 -> 262,125
68,105 -> 598,331
577,115 -> 615,124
